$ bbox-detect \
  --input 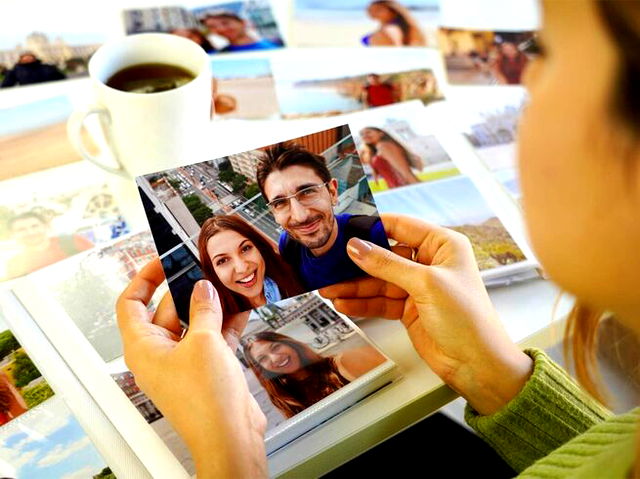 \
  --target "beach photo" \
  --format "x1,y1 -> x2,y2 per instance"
272,48 -> 445,119
239,293 -> 387,435
438,28 -> 536,85
0,162 -> 130,281
0,395 -> 111,478
137,125 -> 390,327
292,0 -> 439,47
211,57 -> 280,119
346,101 -> 457,192
0,96 -> 85,179
124,0 -> 284,54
